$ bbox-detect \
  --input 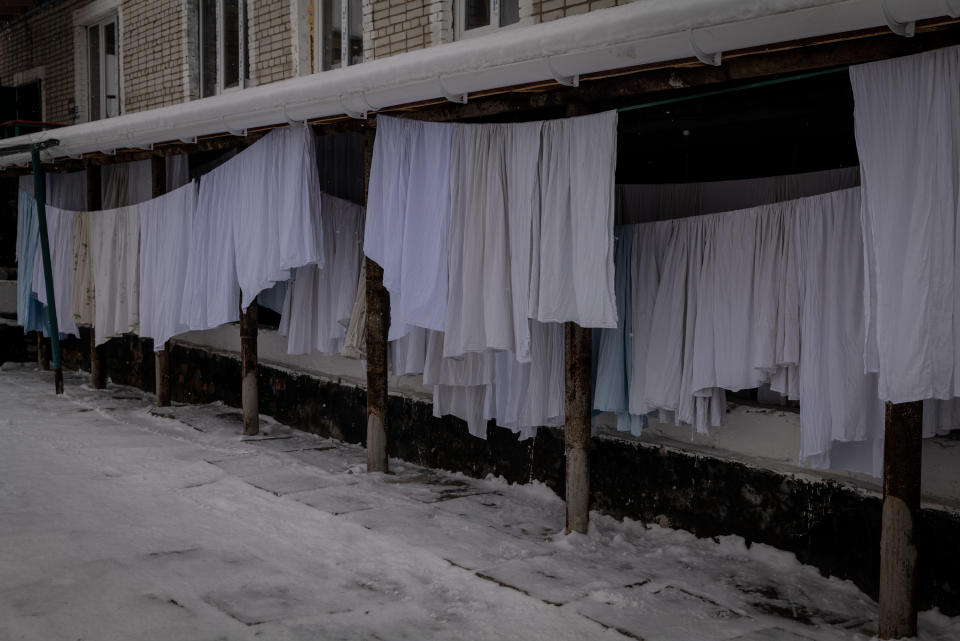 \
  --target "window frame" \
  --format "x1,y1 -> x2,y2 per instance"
198,0 -> 248,98
455,0 -> 521,40
86,13 -> 121,121
313,0 -> 362,73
